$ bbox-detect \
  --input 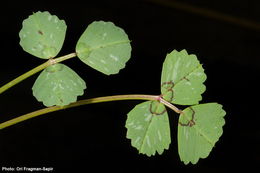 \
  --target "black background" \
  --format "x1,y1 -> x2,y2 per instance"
0,0 -> 259,172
